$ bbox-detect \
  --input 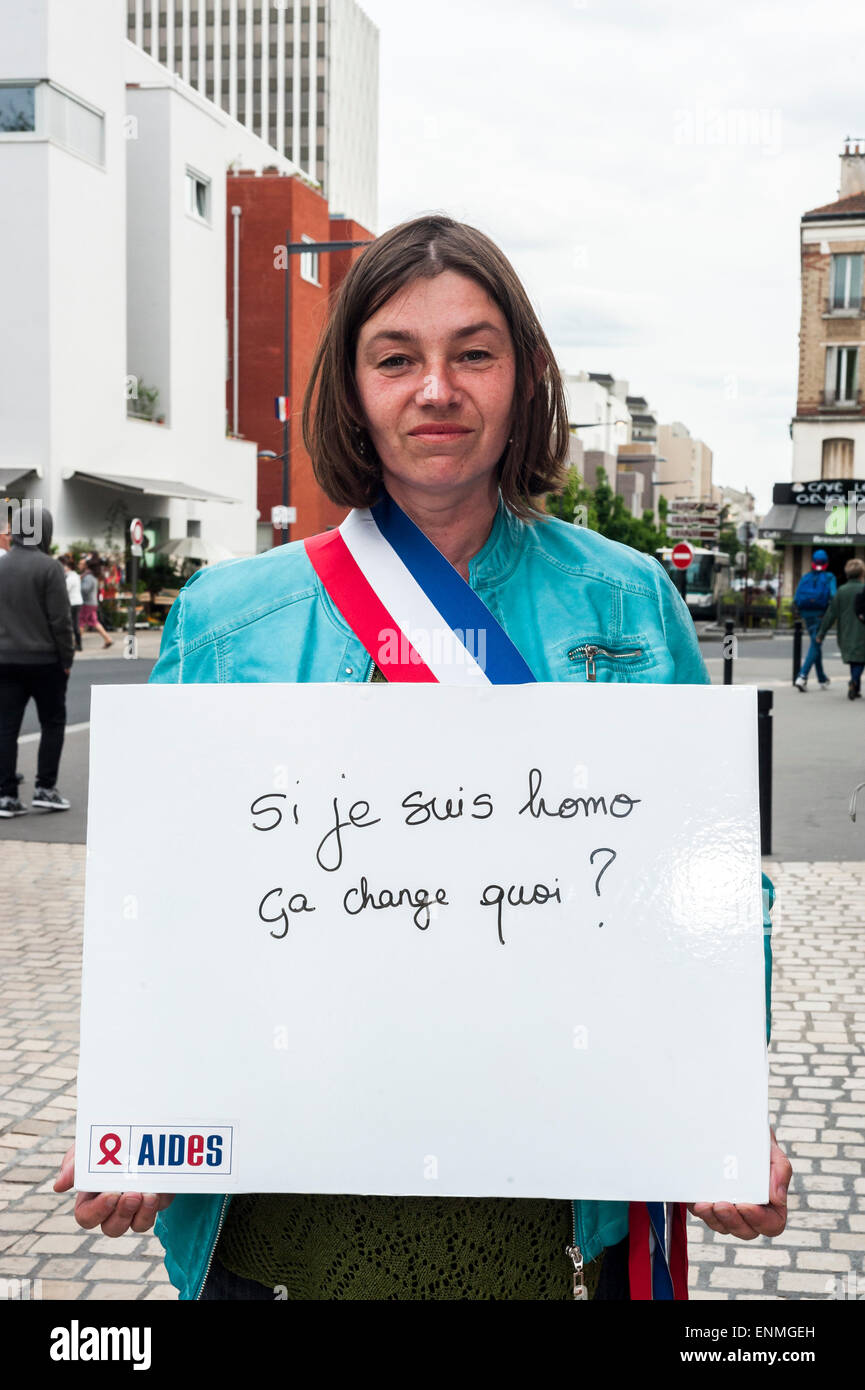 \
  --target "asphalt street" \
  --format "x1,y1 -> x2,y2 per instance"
2,630 -> 862,859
